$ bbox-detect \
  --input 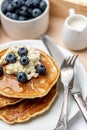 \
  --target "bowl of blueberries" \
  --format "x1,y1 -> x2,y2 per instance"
0,0 -> 49,39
